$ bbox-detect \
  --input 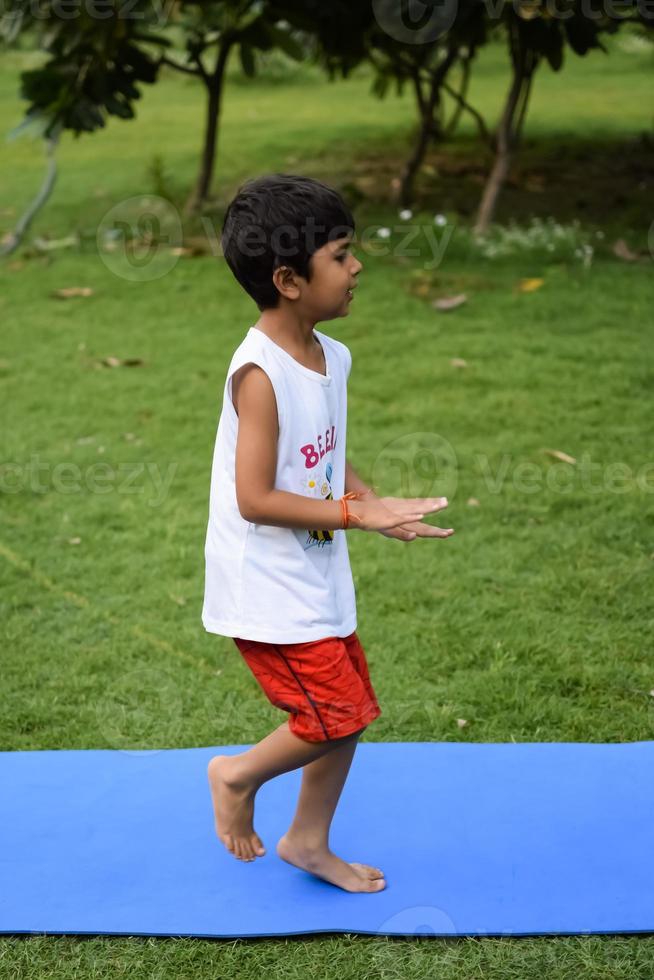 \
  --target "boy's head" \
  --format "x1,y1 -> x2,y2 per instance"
221,174 -> 362,319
